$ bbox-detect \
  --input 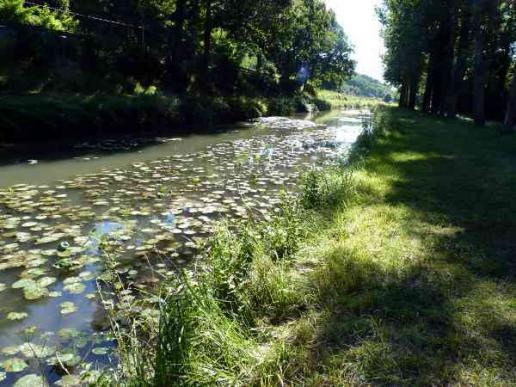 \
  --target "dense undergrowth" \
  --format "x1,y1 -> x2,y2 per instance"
0,91 -> 379,143
114,106 -> 516,386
